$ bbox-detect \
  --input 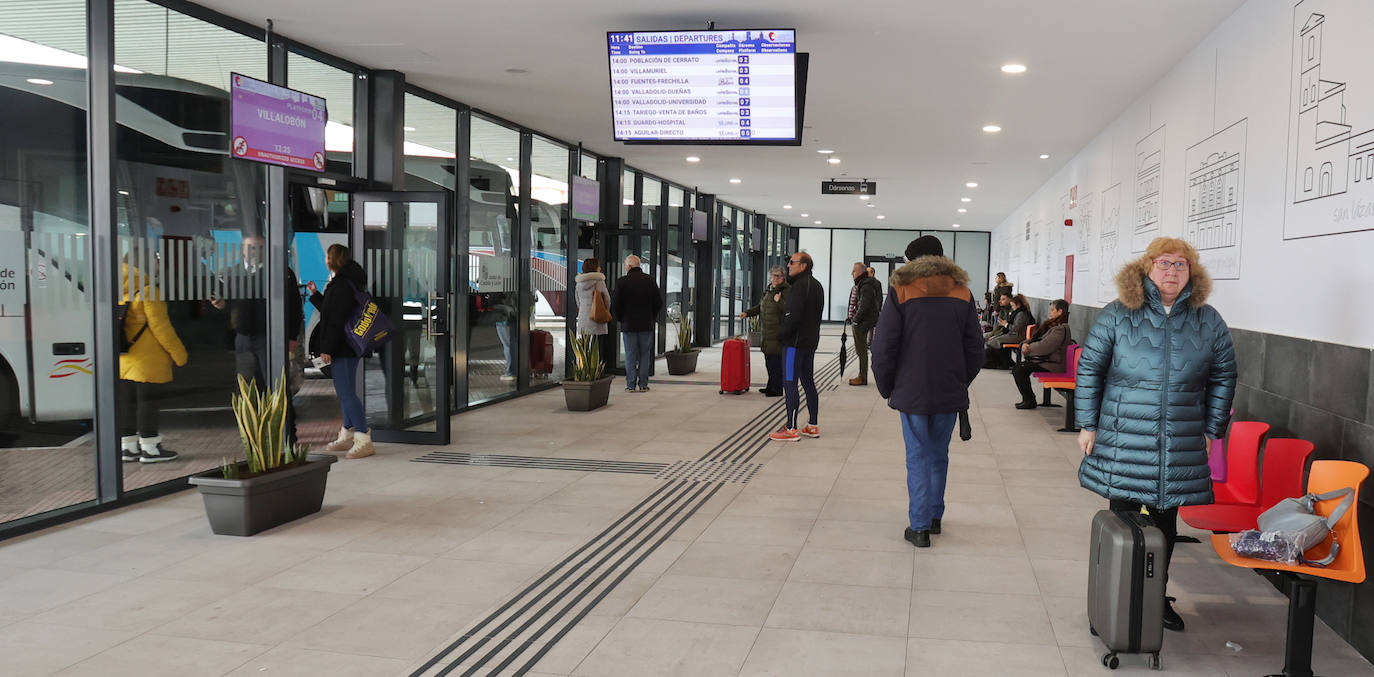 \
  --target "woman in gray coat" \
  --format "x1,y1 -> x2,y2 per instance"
1076,237 -> 1237,633
740,266 -> 790,396
574,258 -> 610,337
